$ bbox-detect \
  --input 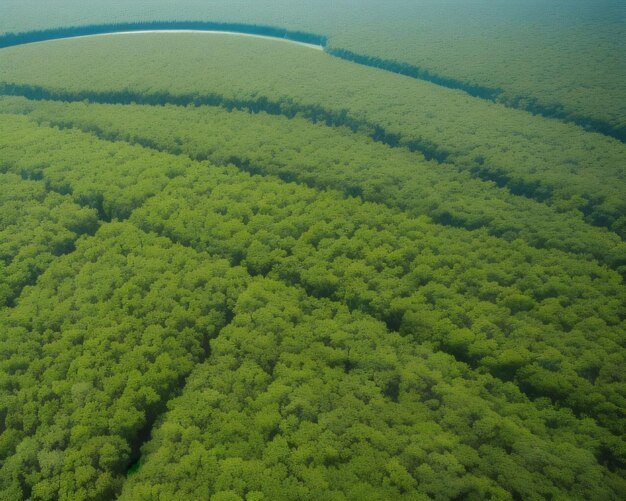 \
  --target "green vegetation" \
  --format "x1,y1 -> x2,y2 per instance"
0,172 -> 98,307
326,1 -> 626,140
0,222 -> 248,500
0,18 -> 624,501
120,278 -> 623,500
2,96 -> 623,268
1,1 -> 624,137
1,35 -> 624,240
